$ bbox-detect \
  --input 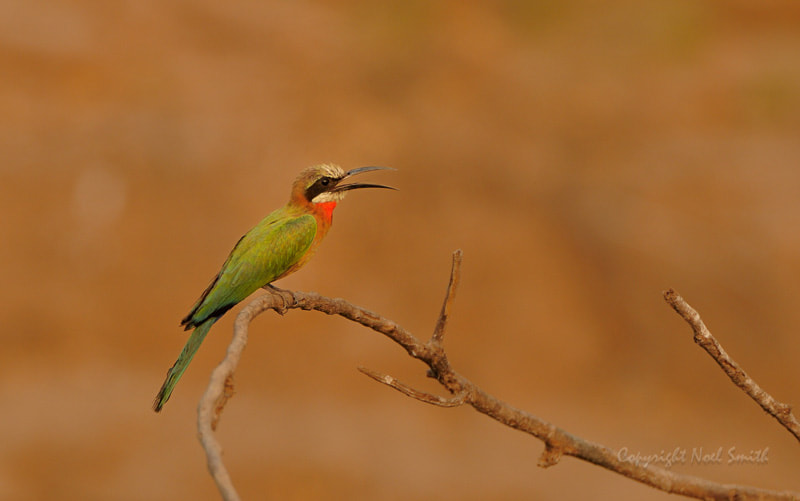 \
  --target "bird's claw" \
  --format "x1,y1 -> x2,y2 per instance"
264,284 -> 297,314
